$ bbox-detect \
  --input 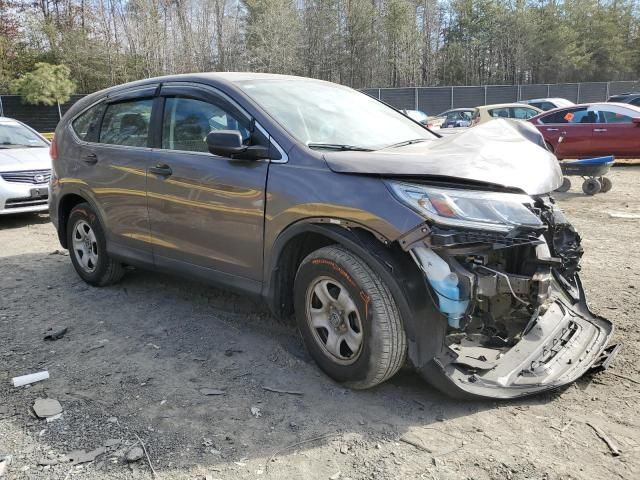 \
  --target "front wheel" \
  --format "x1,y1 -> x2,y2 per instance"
294,245 -> 407,389
67,203 -> 125,286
